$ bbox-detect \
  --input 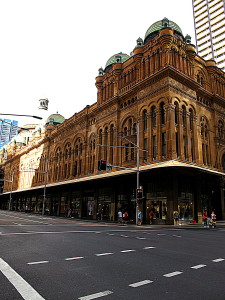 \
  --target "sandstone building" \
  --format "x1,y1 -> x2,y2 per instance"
1,18 -> 225,224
